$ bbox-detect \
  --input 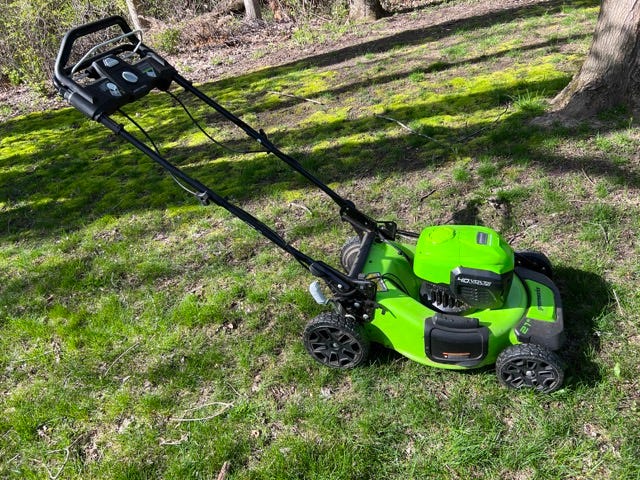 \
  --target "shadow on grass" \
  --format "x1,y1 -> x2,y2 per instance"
211,0 -> 599,92
554,266 -> 609,388
0,0 -> 615,244
2,77 -> 638,242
